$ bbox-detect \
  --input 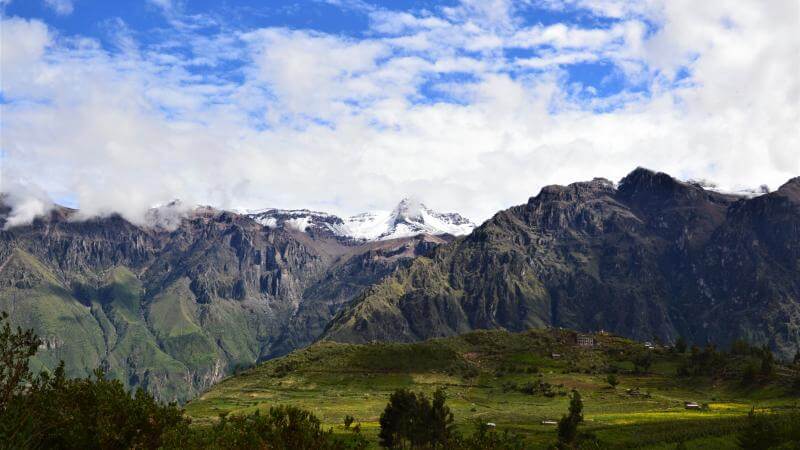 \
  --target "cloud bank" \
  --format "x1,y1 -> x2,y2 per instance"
1,0 -> 798,227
